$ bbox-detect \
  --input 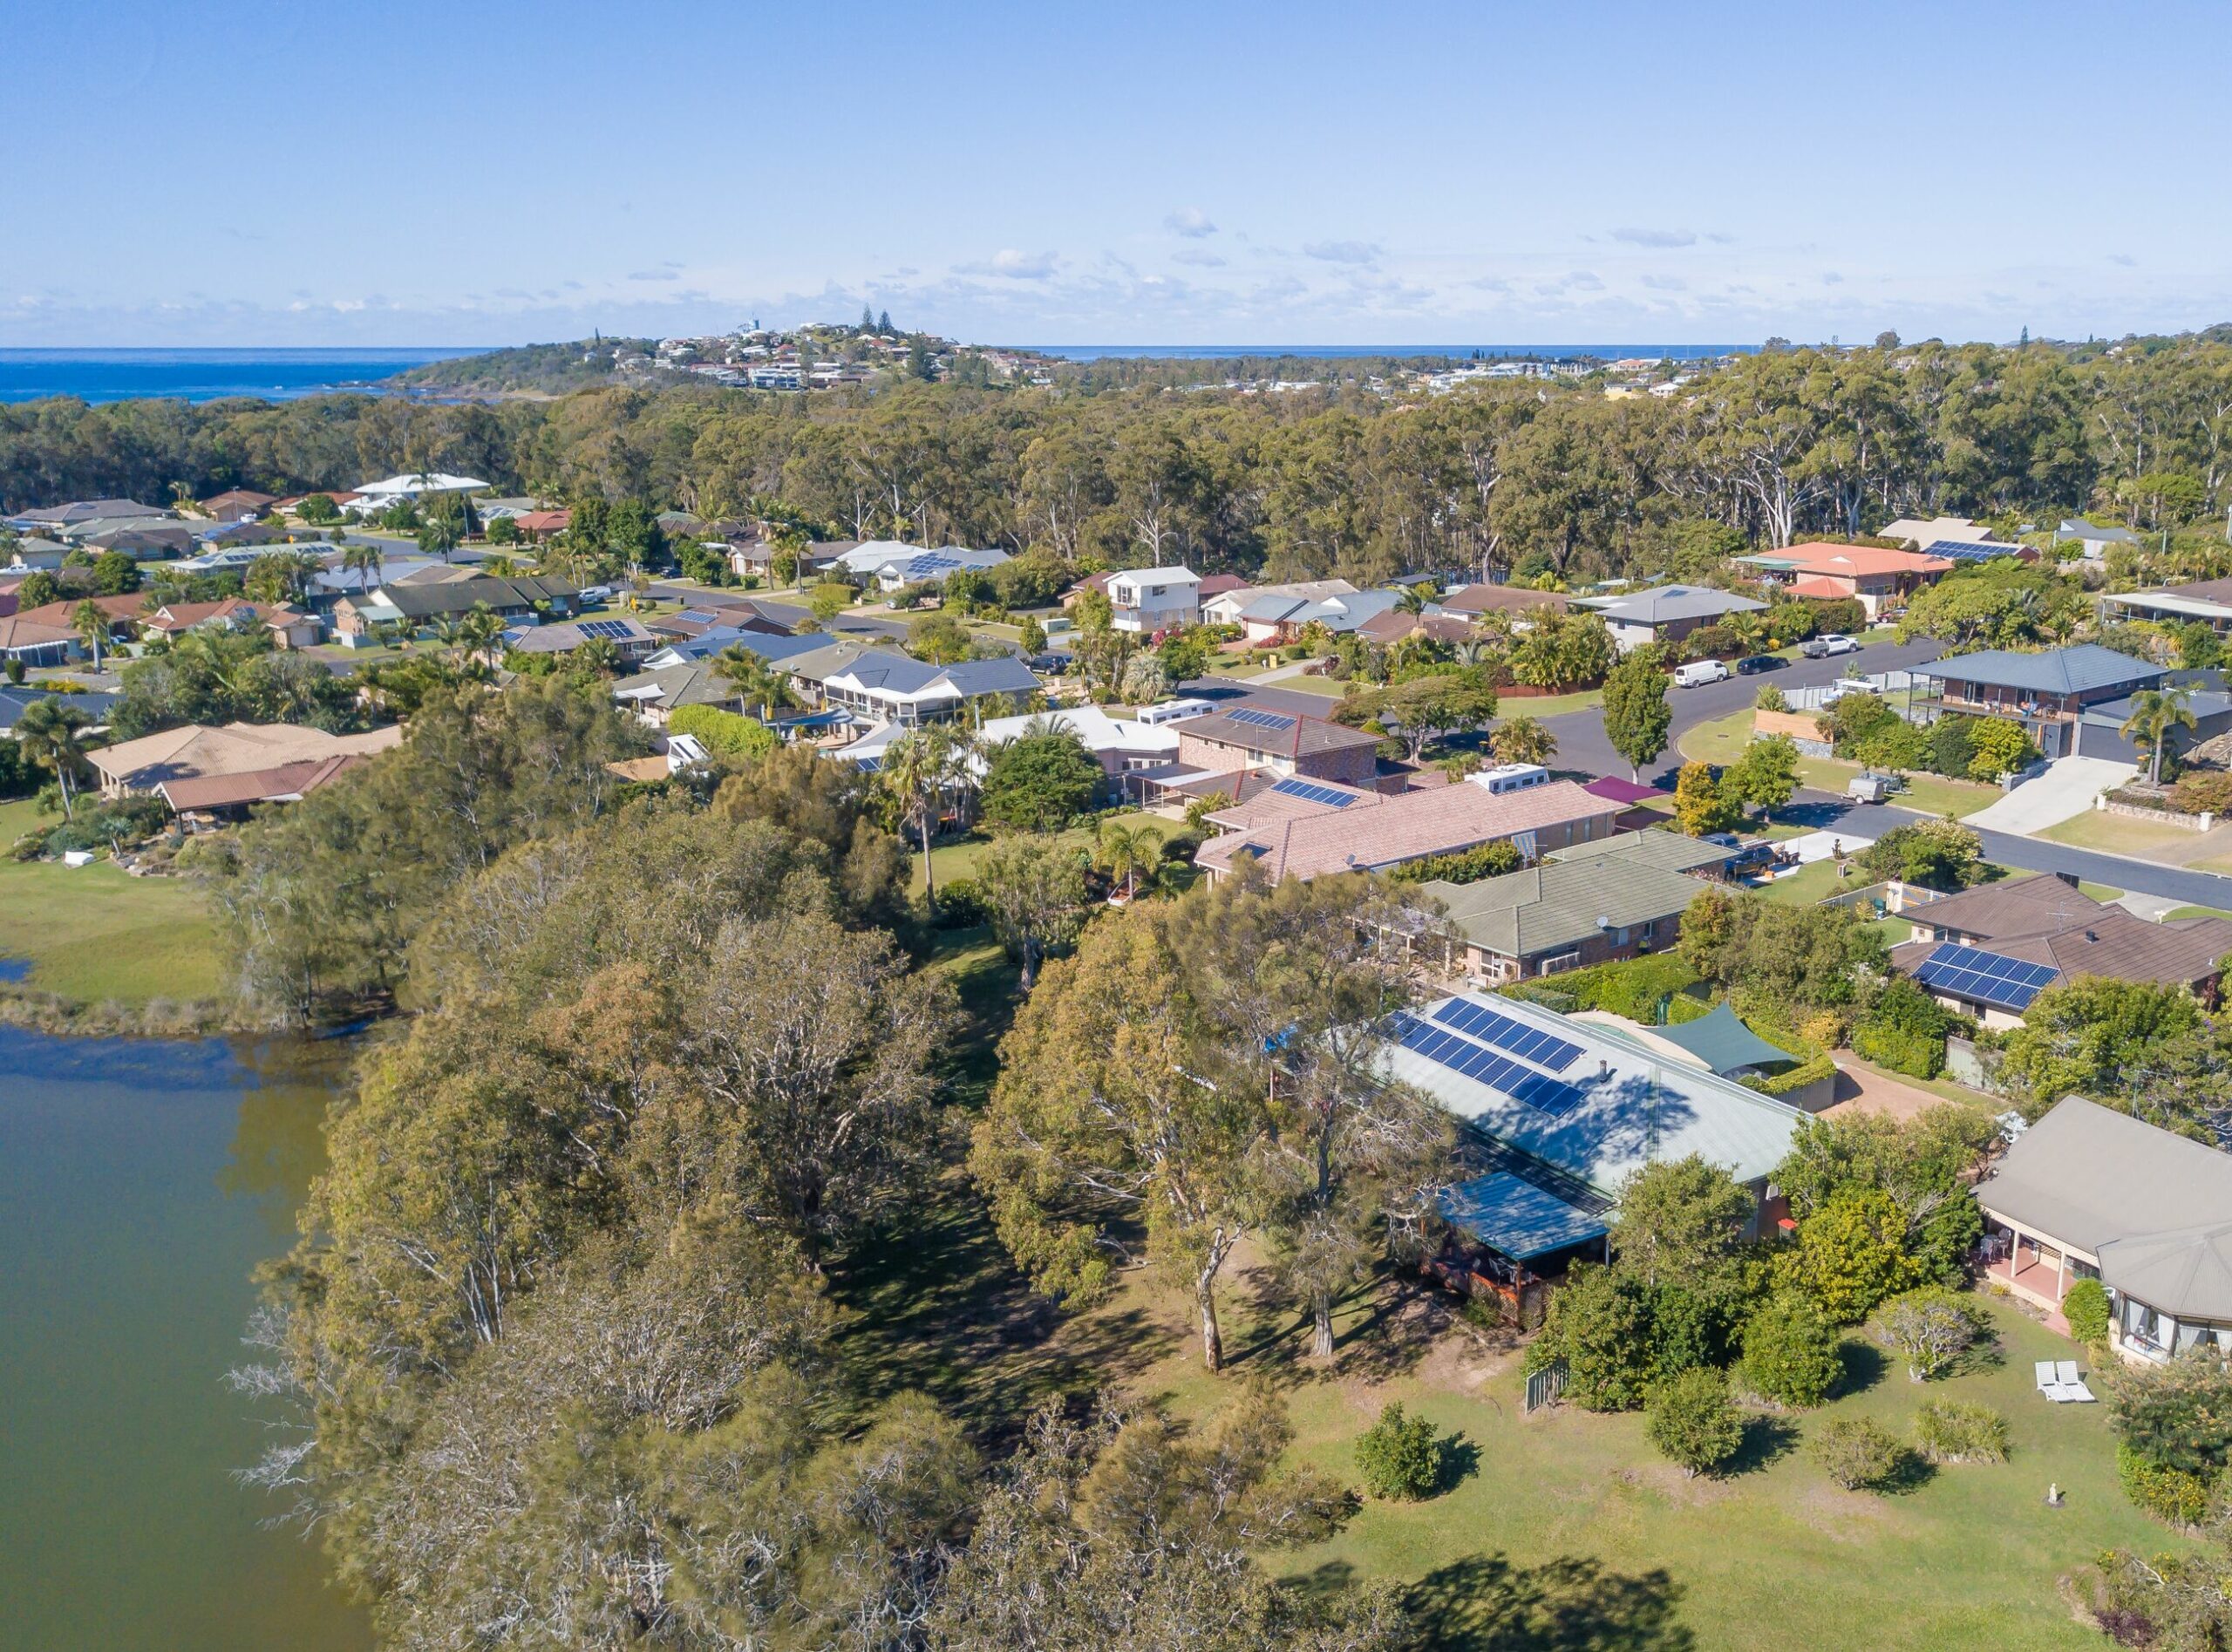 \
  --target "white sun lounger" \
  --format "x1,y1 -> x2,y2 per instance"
2037,1360 -> 2079,1402
2056,1359 -> 2096,1403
